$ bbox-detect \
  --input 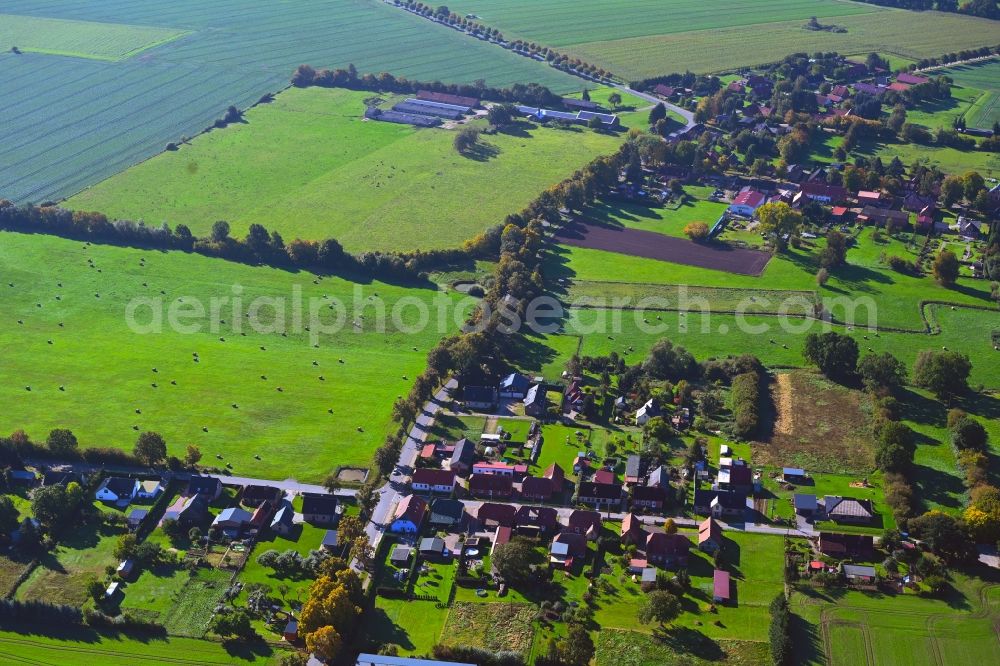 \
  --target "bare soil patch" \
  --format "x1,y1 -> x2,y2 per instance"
337,467 -> 369,483
753,371 -> 874,474
554,221 -> 771,276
